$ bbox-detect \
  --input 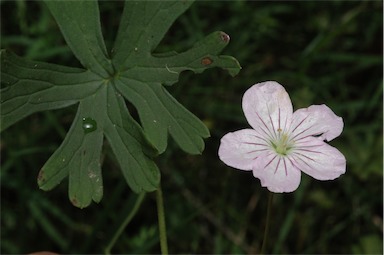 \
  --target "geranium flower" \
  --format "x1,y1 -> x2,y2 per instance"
218,81 -> 346,192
